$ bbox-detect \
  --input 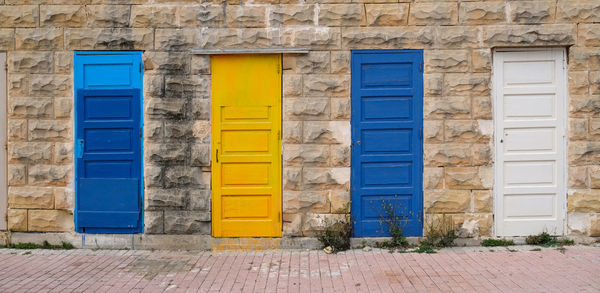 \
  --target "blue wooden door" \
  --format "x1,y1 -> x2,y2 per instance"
351,50 -> 423,237
74,52 -> 143,233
